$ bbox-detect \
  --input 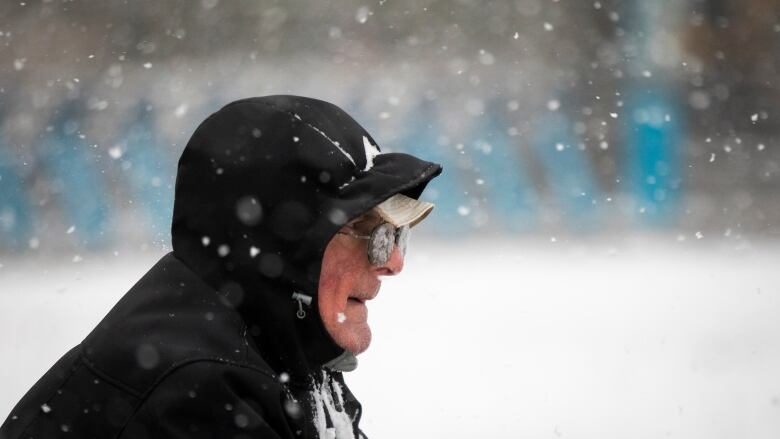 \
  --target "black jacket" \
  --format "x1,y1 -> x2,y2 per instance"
1,95 -> 441,439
